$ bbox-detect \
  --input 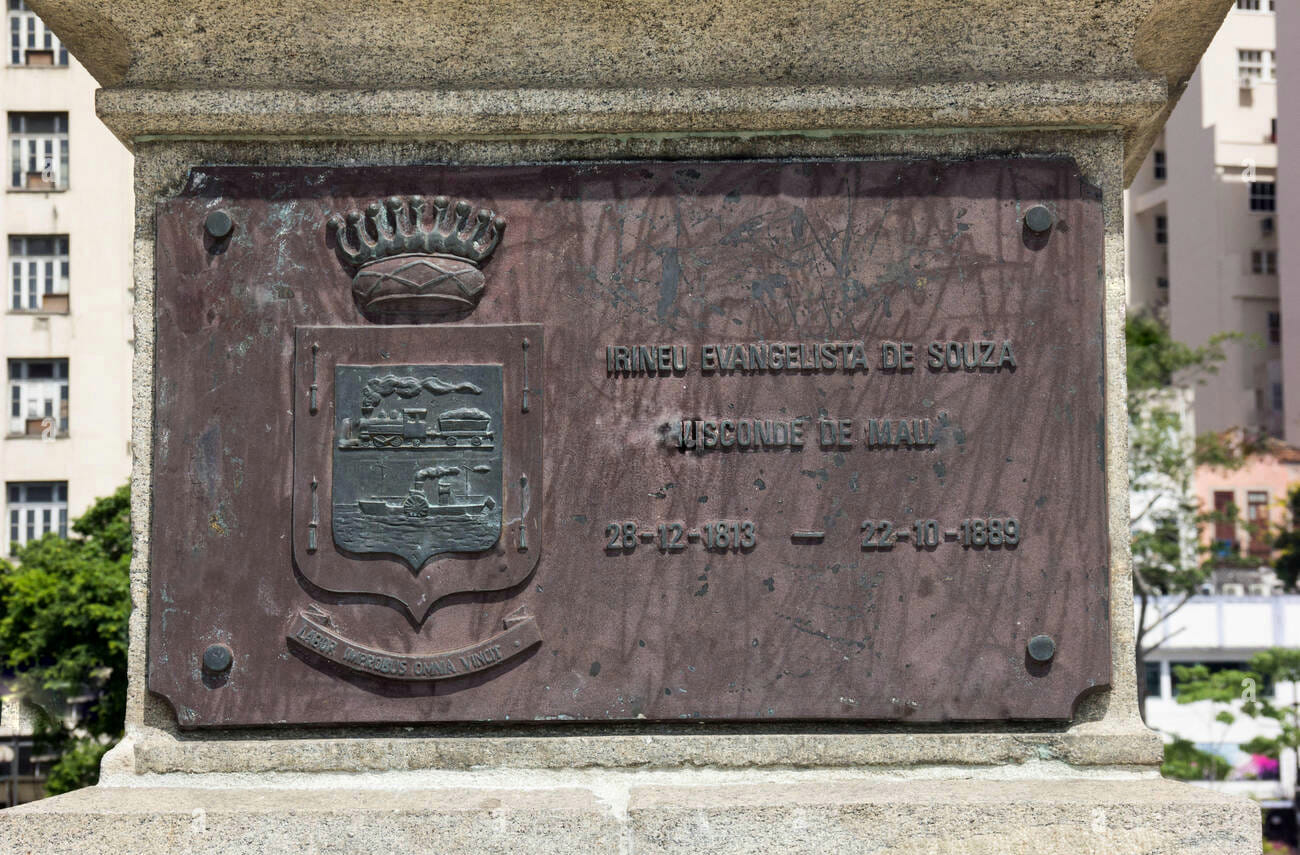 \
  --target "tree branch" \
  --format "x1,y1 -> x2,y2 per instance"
1132,565 -> 1156,597
1137,592 -> 1197,656
1130,492 -> 1171,529
1142,625 -> 1187,659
